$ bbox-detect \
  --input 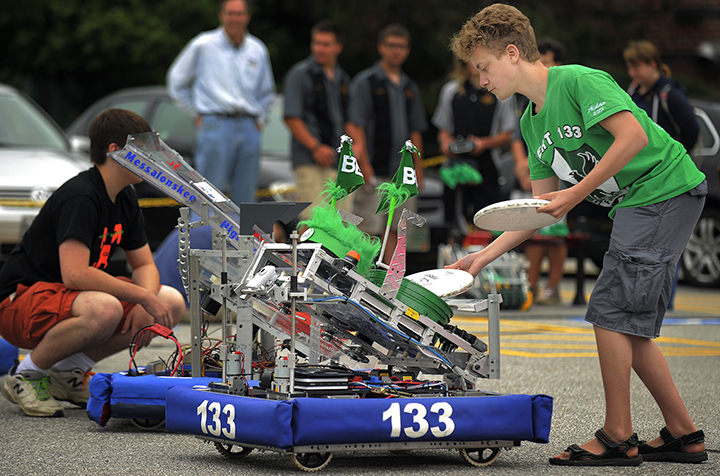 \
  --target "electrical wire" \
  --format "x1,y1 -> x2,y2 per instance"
128,324 -> 184,376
